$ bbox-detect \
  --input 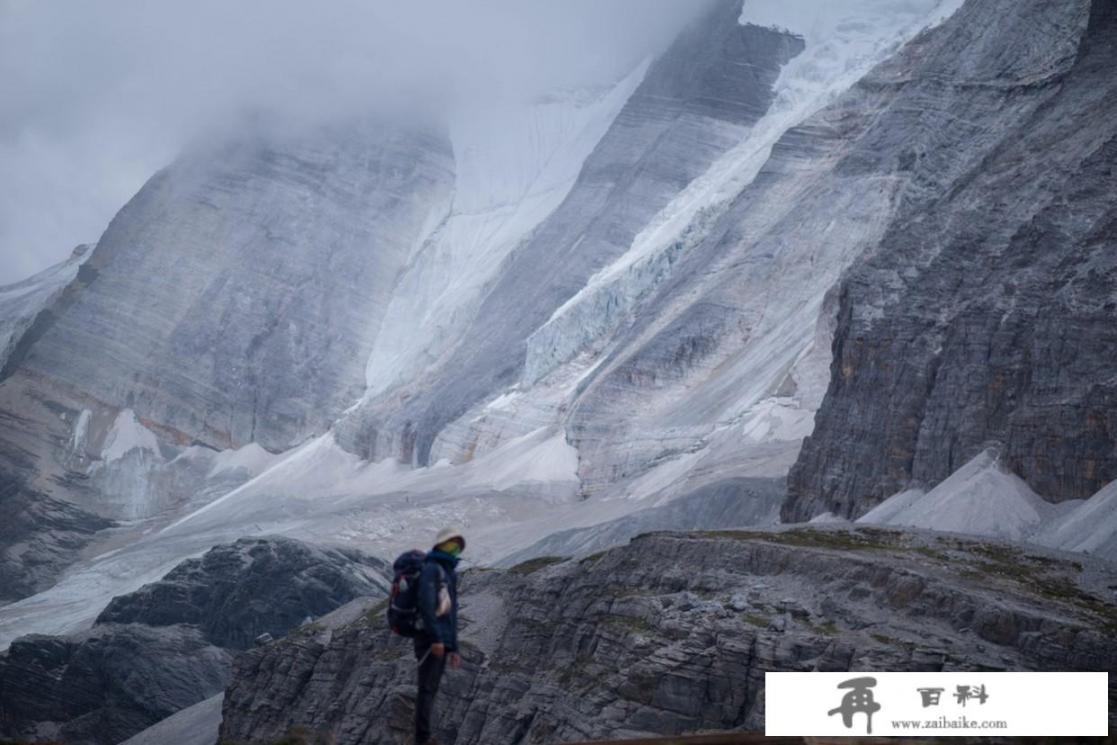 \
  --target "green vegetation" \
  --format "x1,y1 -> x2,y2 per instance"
962,543 -> 1117,632
690,526 -> 901,551
362,598 -> 390,627
743,612 -> 771,628
508,555 -> 568,575
802,618 -> 840,636
602,613 -> 656,635
579,549 -> 610,565
870,632 -> 897,646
